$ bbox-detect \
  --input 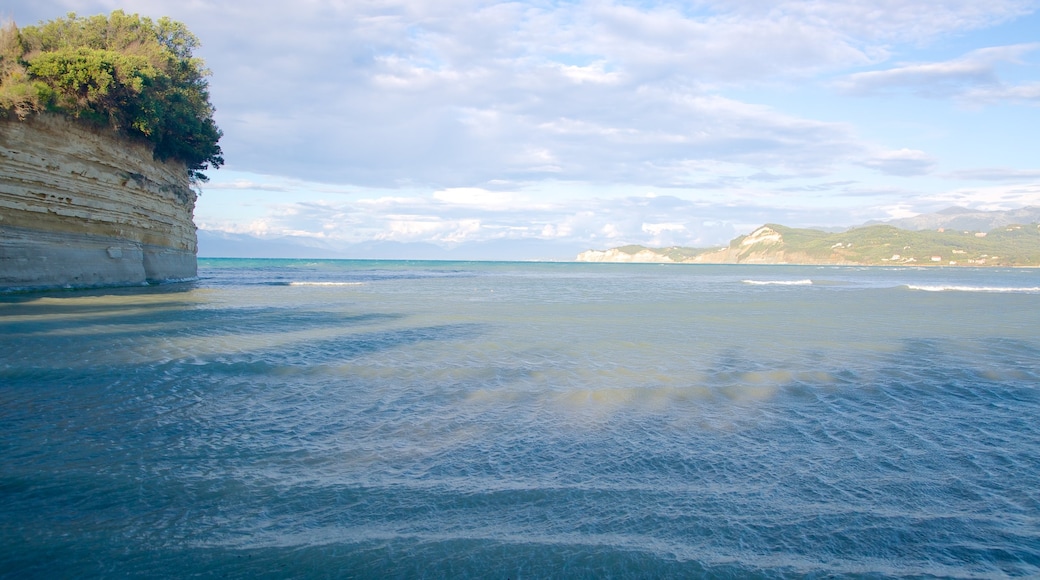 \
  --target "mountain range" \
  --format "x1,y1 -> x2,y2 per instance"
865,206 -> 1040,232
